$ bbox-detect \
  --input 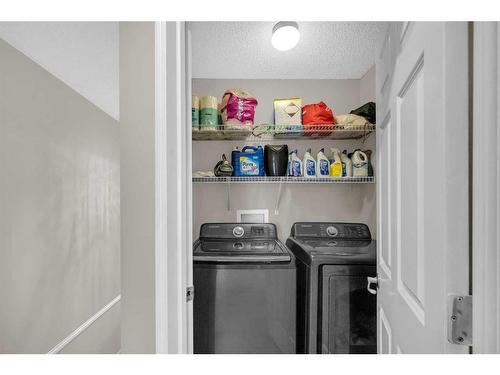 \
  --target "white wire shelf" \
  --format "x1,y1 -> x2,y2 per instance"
192,176 -> 374,184
192,124 -> 375,141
